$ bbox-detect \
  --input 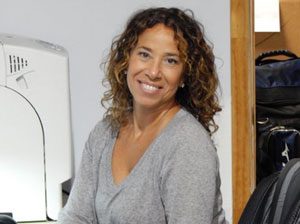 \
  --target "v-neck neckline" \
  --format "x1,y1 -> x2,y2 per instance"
106,108 -> 185,190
